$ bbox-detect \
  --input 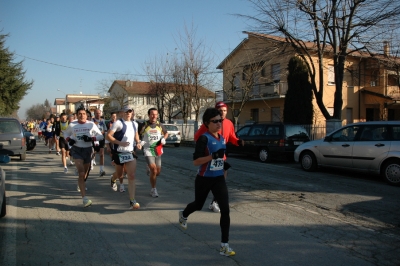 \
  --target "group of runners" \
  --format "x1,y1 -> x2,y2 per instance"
50,101 -> 242,257
60,106 -> 168,210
